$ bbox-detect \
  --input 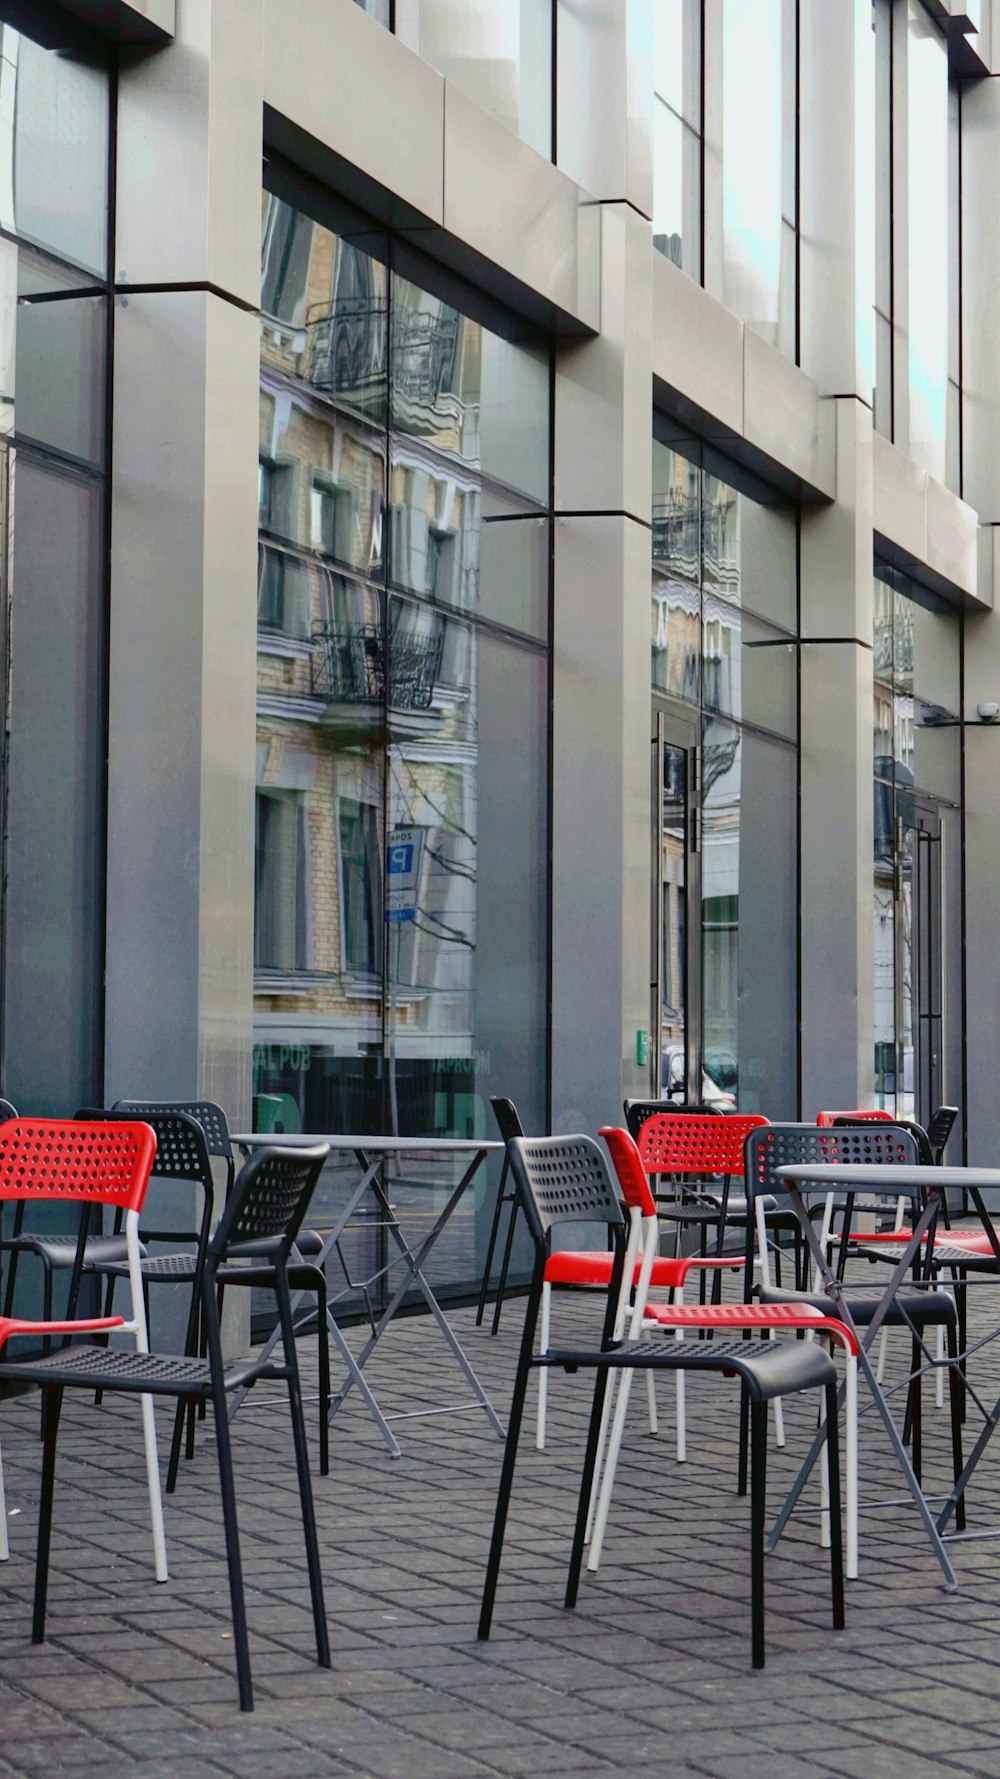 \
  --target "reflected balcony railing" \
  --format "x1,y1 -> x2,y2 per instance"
305,300 -> 460,410
652,492 -> 699,577
310,623 -> 444,711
